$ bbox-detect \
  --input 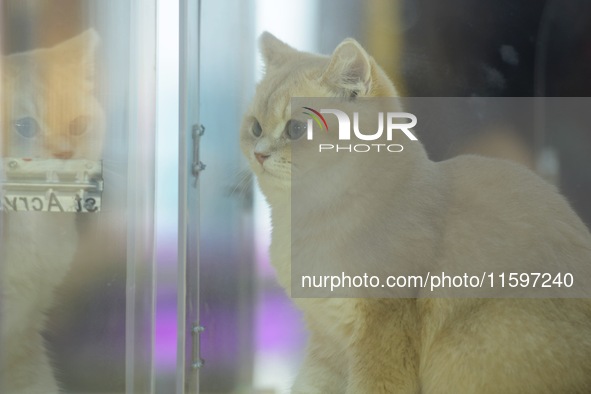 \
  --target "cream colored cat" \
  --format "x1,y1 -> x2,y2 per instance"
0,30 -> 104,394
241,32 -> 591,393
